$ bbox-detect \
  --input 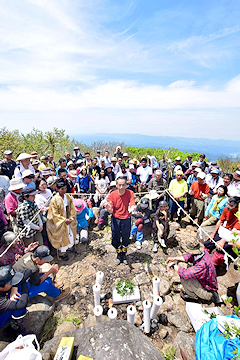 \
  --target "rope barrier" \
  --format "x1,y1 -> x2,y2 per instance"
1,187 -> 238,264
